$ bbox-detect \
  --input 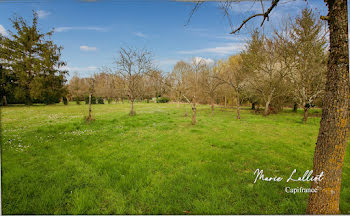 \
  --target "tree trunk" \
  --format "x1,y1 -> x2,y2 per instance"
211,97 -> 215,115
293,103 -> 298,112
130,99 -> 135,115
251,102 -> 256,110
303,107 -> 309,123
224,96 -> 227,107
87,93 -> 92,122
236,95 -> 241,119
2,95 -> 7,106
306,0 -> 349,214
264,100 -> 270,116
192,104 -> 196,125
25,90 -> 32,105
